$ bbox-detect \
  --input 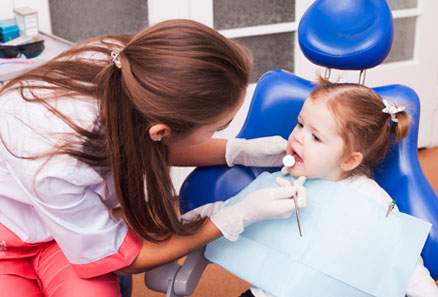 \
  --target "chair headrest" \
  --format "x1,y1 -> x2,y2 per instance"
298,0 -> 393,70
